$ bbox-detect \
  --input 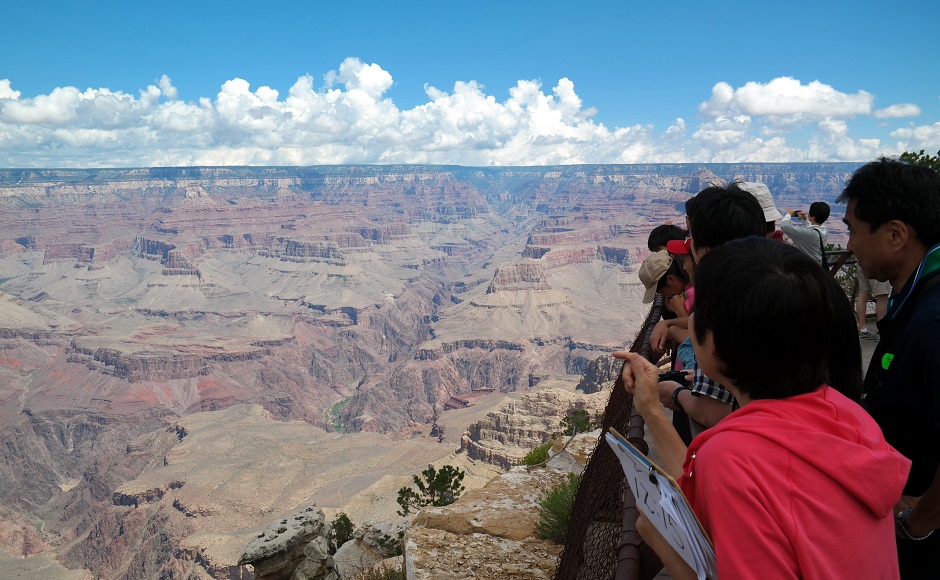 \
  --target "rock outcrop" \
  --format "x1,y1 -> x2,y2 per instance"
404,432 -> 598,580
238,505 -> 337,580
332,520 -> 408,579
460,388 -> 607,468
486,262 -> 550,293
576,354 -> 623,394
